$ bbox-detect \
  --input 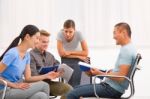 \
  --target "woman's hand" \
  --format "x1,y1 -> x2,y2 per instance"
13,82 -> 30,90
